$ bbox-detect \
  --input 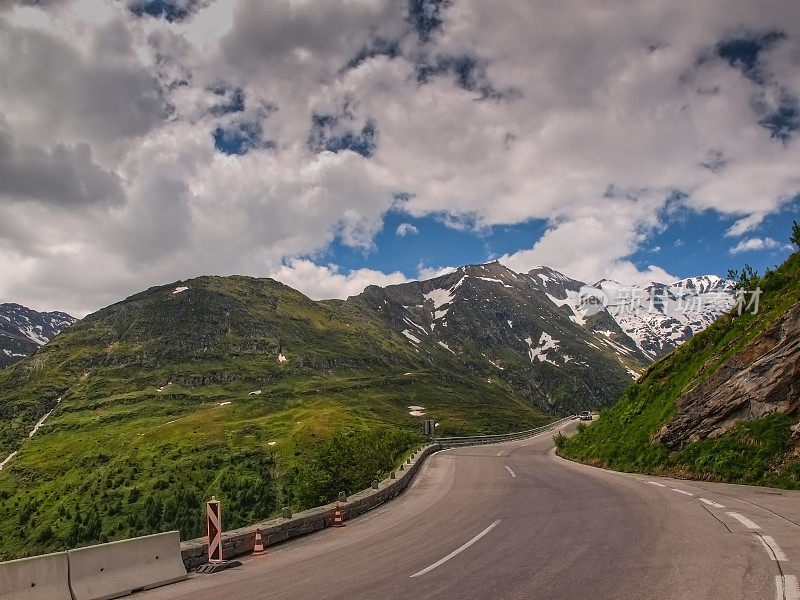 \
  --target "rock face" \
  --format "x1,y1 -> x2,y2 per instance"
0,303 -> 76,368
656,300 -> 800,450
